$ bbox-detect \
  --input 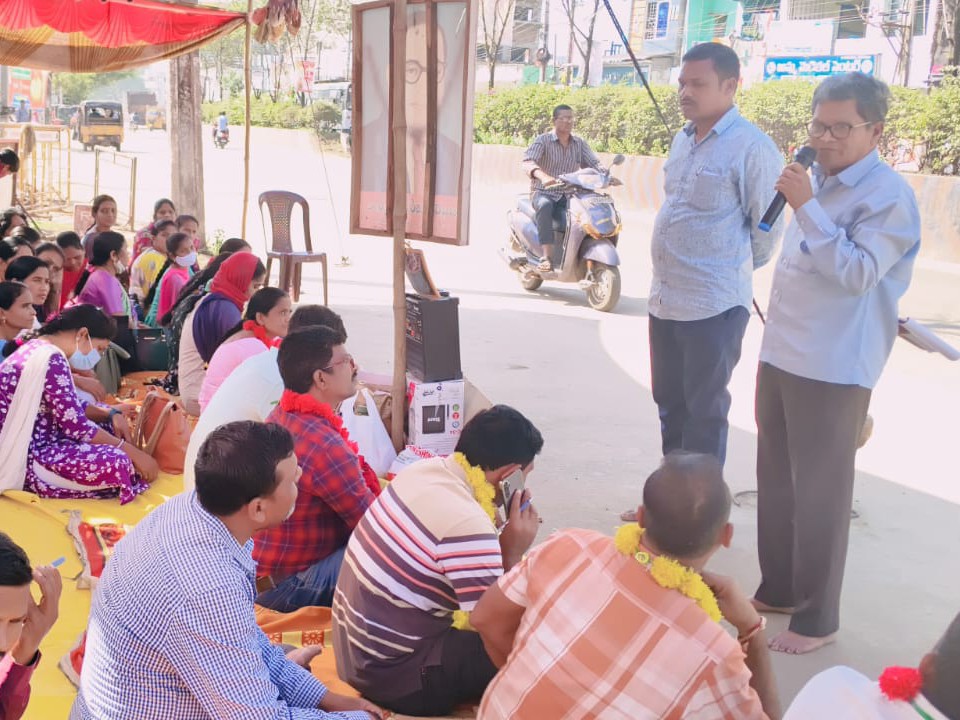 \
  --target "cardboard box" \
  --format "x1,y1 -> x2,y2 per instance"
407,376 -> 465,456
